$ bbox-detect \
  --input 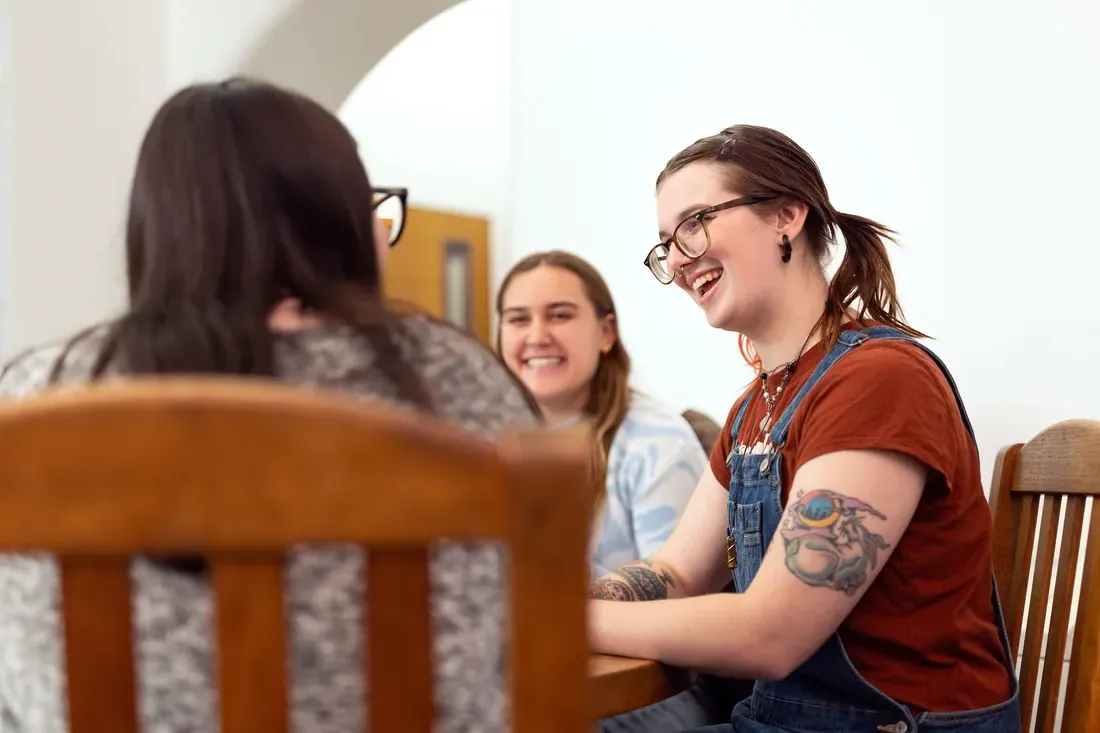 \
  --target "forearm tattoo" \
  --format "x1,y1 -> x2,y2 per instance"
780,489 -> 890,596
588,559 -> 677,602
